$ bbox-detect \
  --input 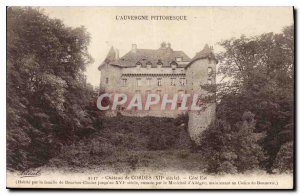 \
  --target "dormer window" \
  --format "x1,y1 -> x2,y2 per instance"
146,61 -> 152,69
136,62 -> 141,69
176,57 -> 183,62
170,61 -> 177,70
157,60 -> 163,67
